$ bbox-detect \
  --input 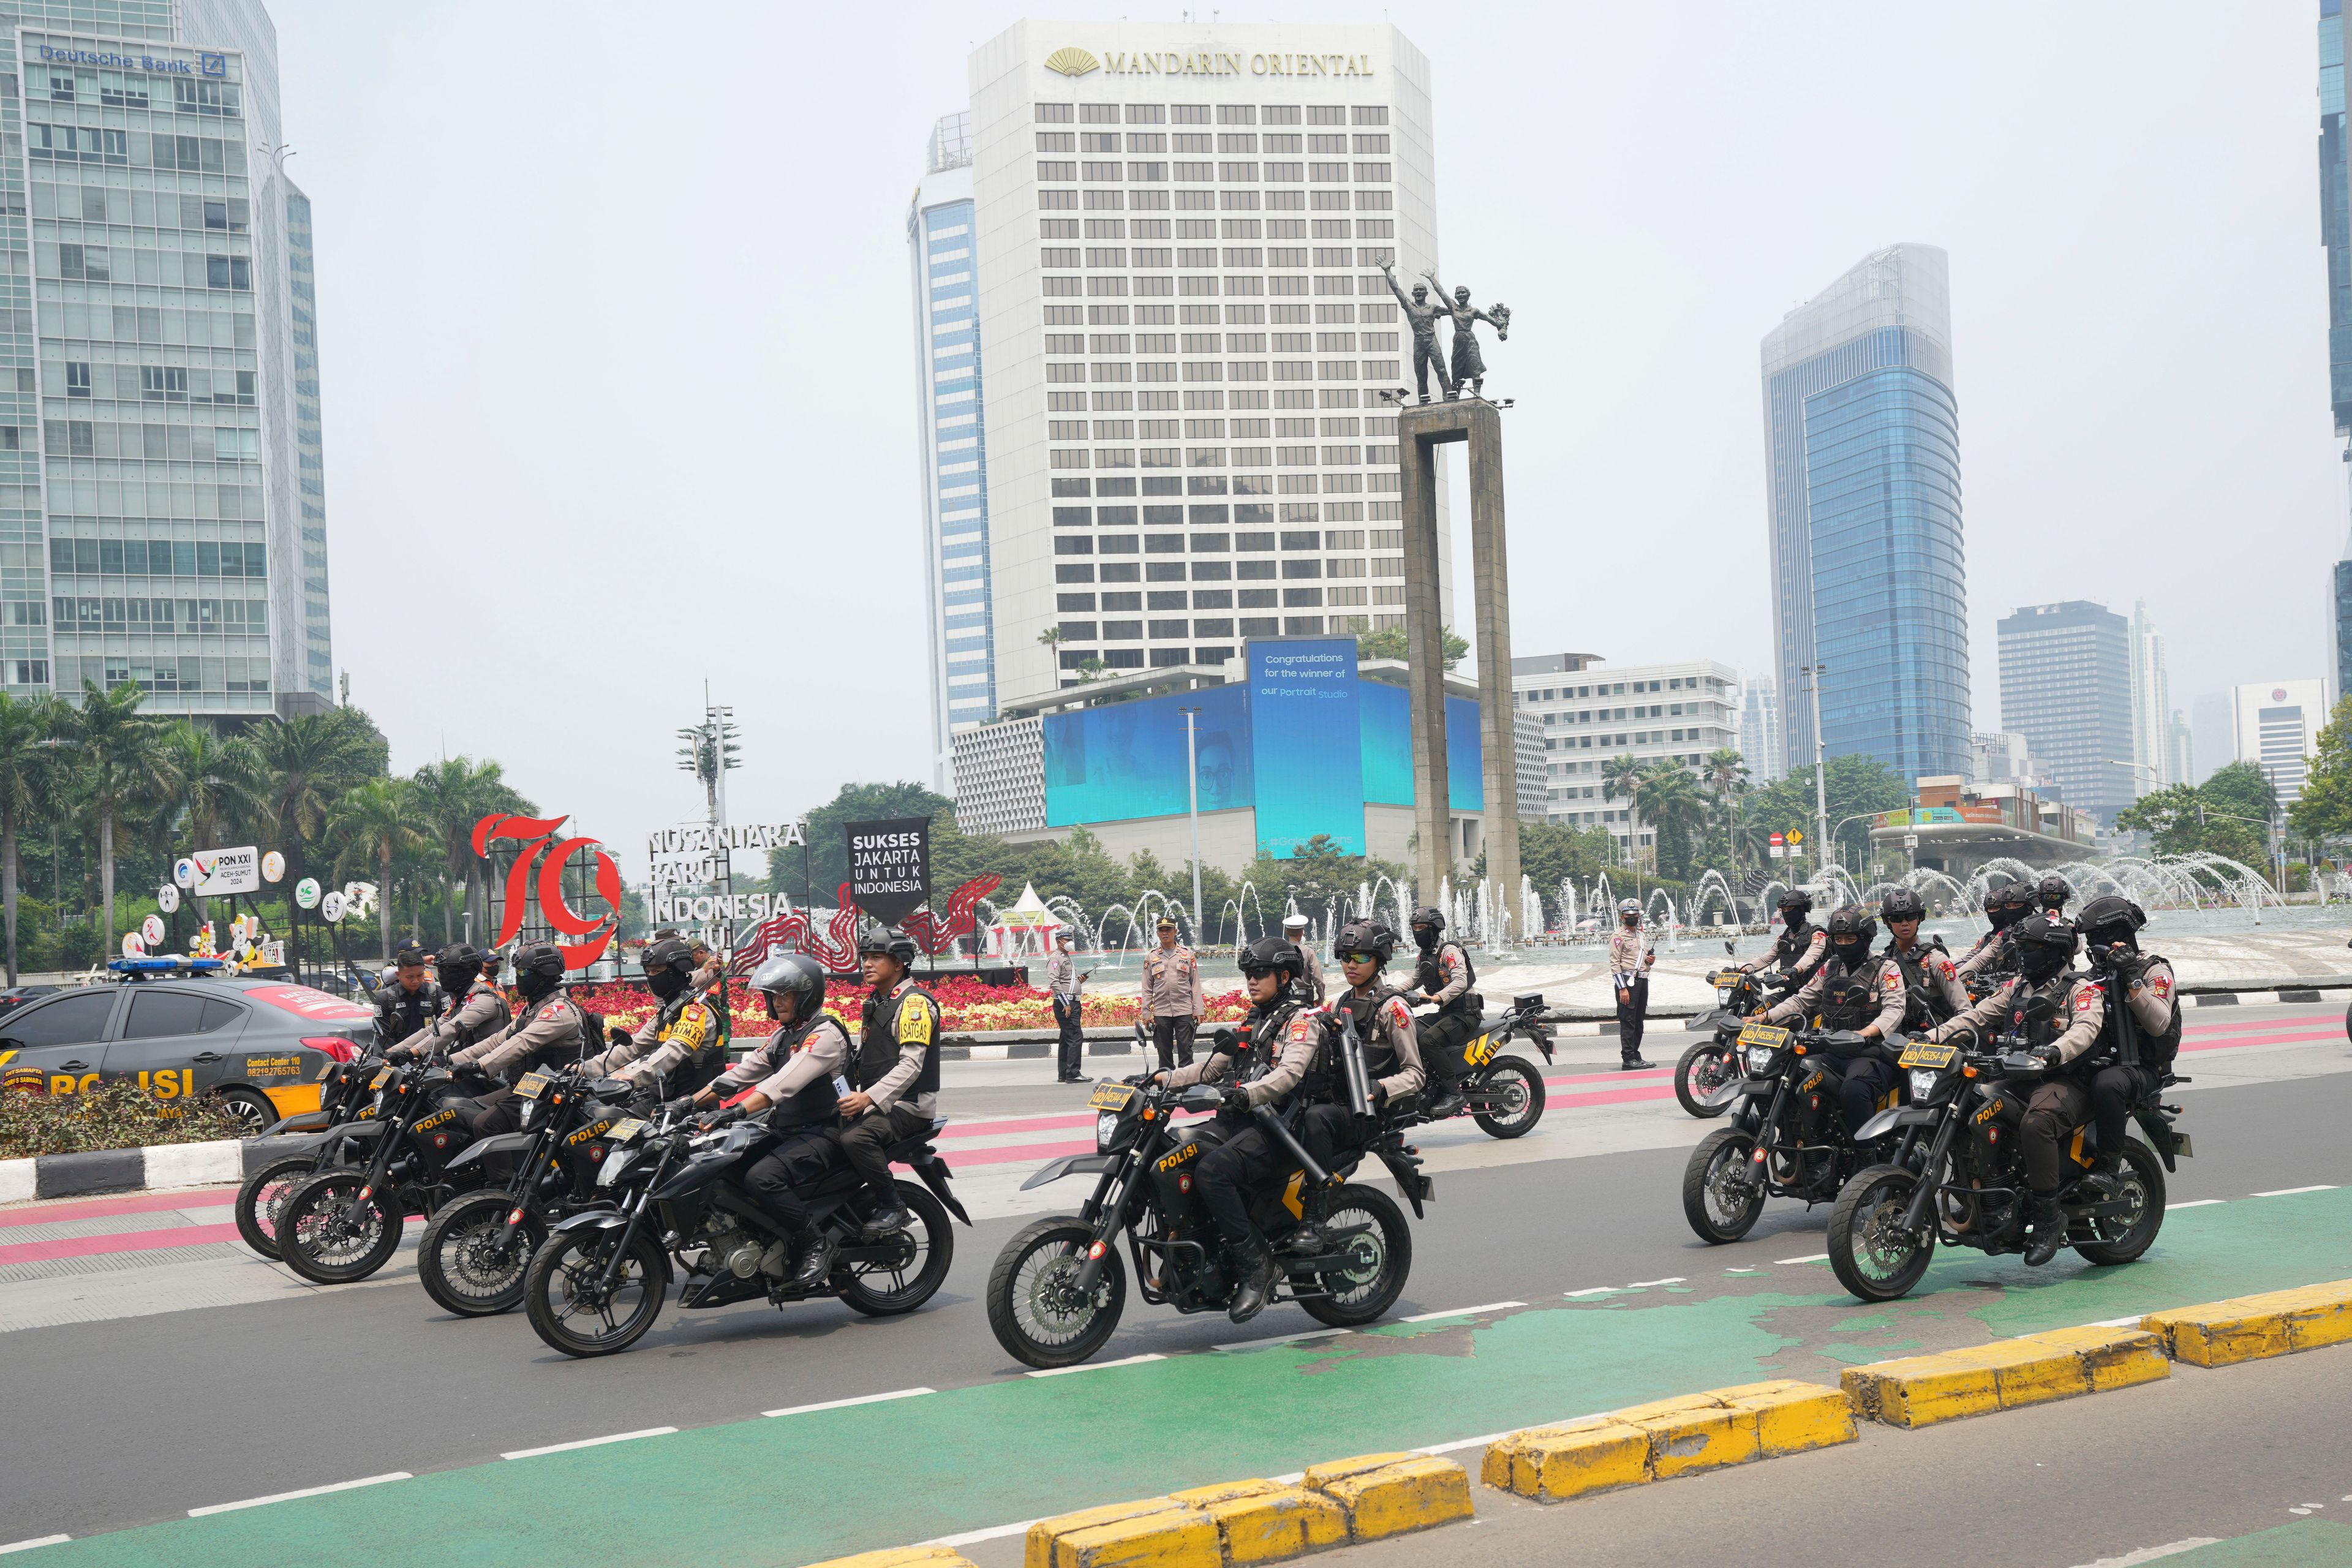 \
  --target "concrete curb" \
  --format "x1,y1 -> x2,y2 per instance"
0,1133 -> 309,1205
2141,1276 -> 2352,1365
1480,1379 -> 1855,1502
1839,1325 -> 2169,1427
